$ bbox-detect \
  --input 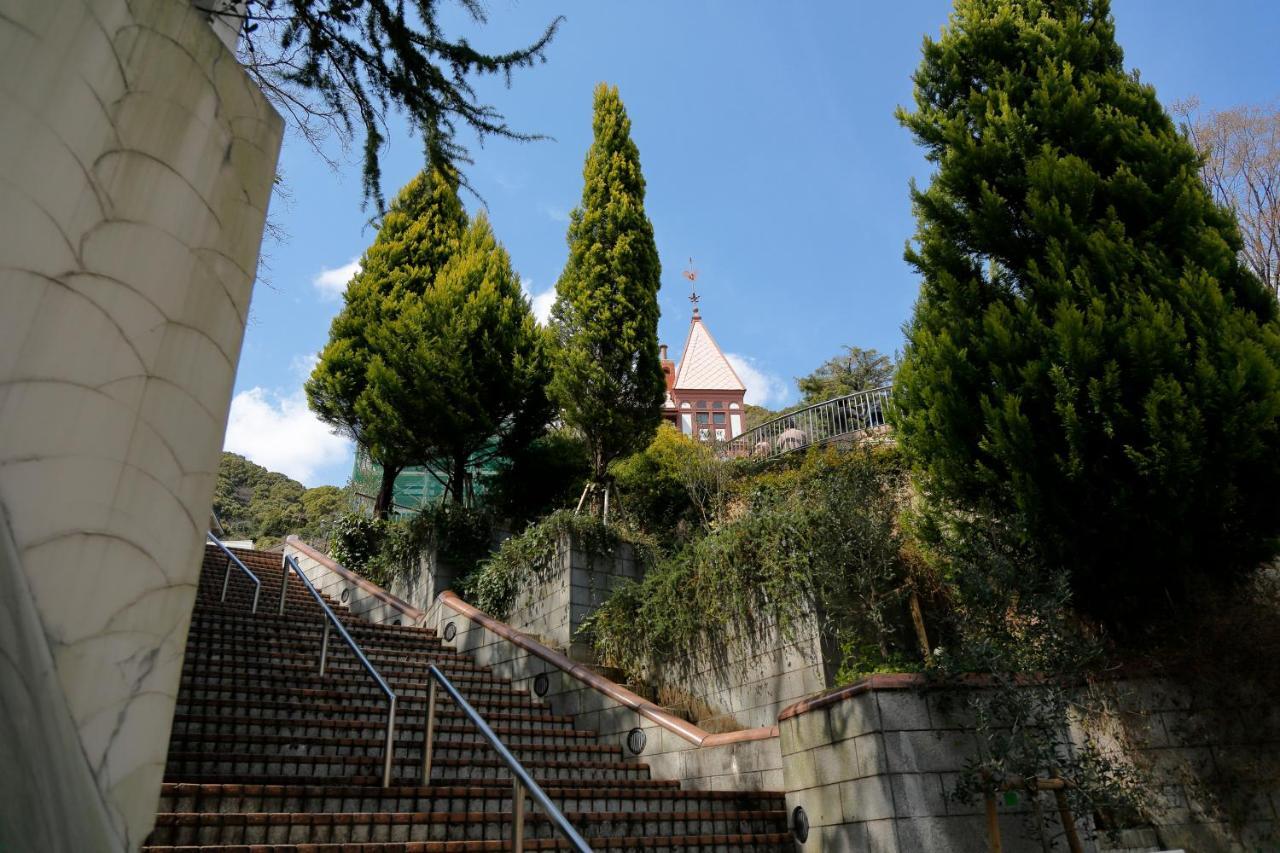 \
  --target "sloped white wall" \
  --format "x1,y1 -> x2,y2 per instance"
0,0 -> 282,848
